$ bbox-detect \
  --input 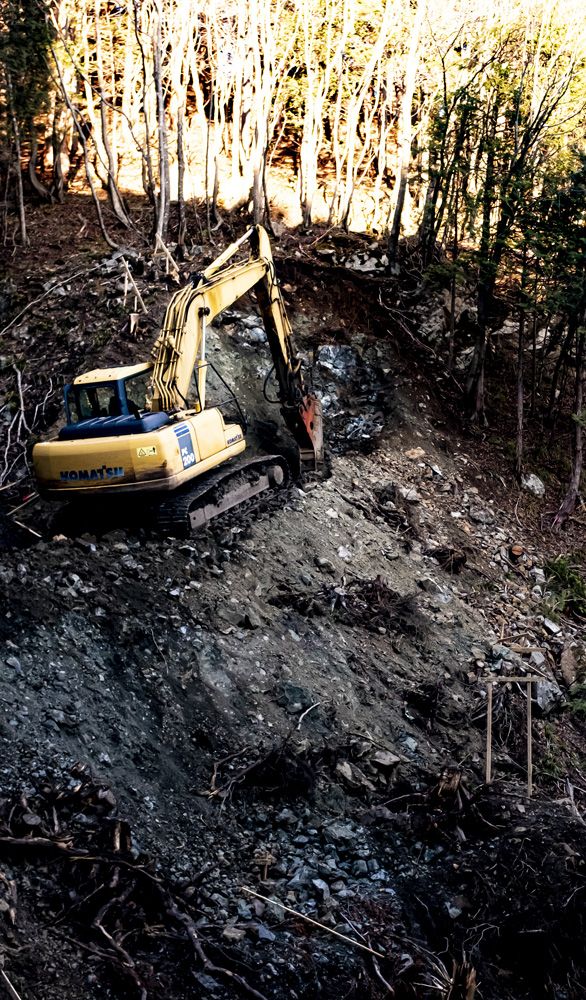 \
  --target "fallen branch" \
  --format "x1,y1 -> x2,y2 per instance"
296,701 -> 322,729
242,887 -> 387,958
0,264 -> 104,339
163,896 -> 268,1000
0,969 -> 25,1000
